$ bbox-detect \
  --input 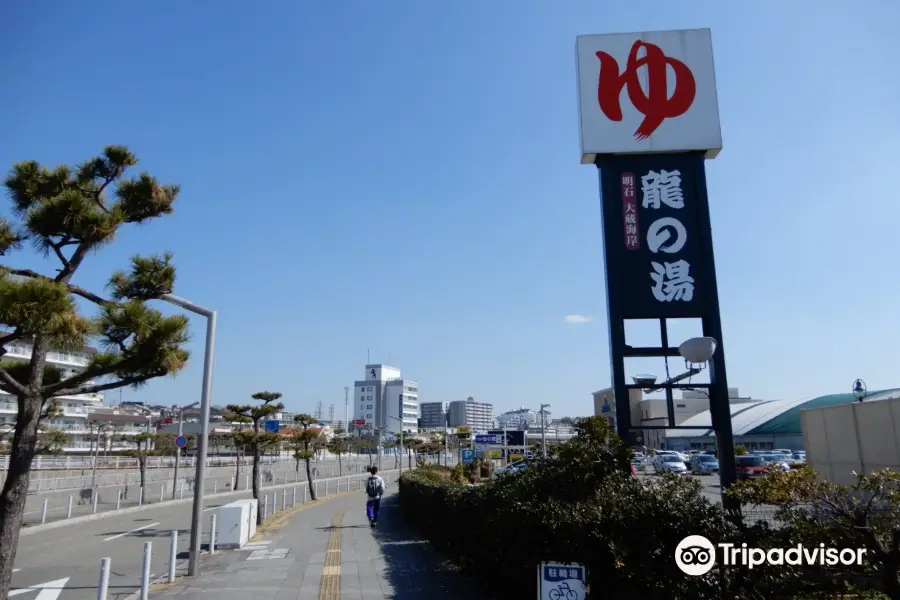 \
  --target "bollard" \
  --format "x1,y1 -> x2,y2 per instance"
67,495 -> 73,519
93,491 -> 99,514
262,495 -> 268,520
232,476 -> 236,490
138,487 -> 143,506
315,481 -> 318,498
98,557 -> 111,600
140,541 -> 152,600
168,530 -> 177,583
283,472 -> 288,485
116,489 -> 121,510
40,497 -> 48,524
270,493 -> 276,515
282,488 -> 287,511
245,474 -> 249,489
292,486 -> 297,507
160,484 -> 165,503
209,514 -> 217,555
303,484 -> 308,503
179,479 -> 184,499
213,480 -> 217,494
